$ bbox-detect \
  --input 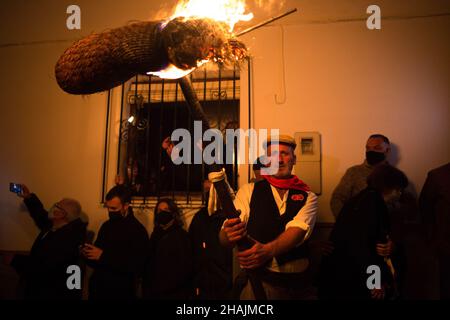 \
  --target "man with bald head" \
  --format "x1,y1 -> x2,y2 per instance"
10,184 -> 87,299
